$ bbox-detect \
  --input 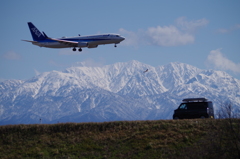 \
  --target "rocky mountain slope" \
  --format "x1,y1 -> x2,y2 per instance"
0,60 -> 239,125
